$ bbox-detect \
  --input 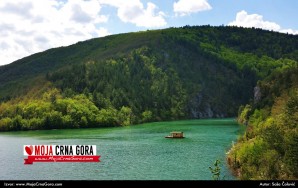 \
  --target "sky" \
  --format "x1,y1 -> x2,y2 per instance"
0,0 -> 297,66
